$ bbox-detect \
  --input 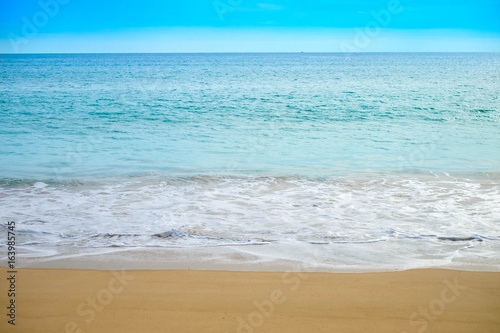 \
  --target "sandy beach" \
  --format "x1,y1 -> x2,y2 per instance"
2,0 -> 500,330
1,266 -> 499,333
